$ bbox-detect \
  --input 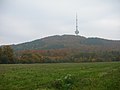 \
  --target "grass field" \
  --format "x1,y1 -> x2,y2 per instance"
0,62 -> 120,90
